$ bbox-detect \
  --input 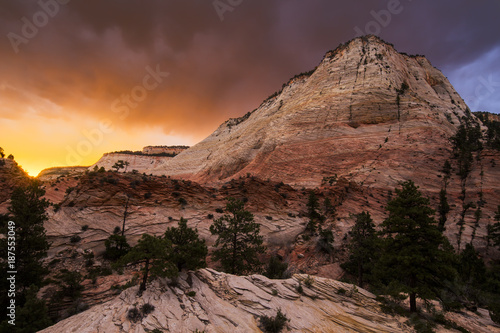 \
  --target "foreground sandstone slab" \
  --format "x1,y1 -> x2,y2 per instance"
40,269 -> 410,333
